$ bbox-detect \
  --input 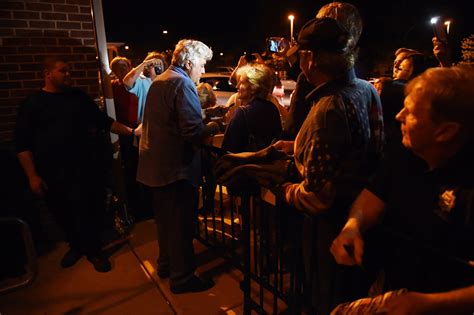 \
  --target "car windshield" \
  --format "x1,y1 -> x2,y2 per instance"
201,77 -> 237,93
